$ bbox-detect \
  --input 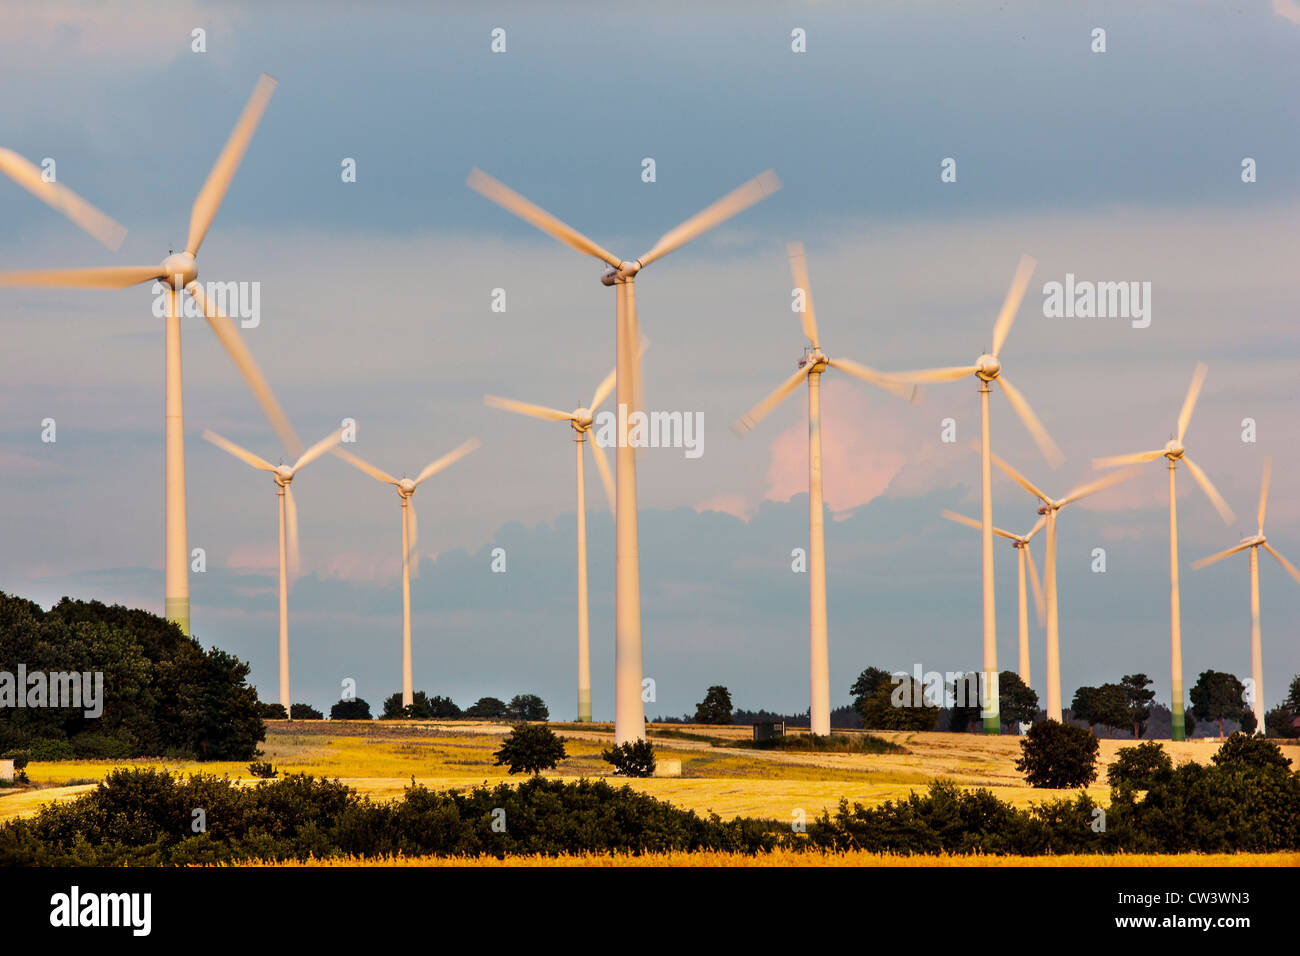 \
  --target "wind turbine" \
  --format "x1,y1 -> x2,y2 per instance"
732,241 -> 922,736
333,438 -> 481,709
202,427 -> 342,712
1192,458 -> 1300,731
0,147 -> 126,250
888,254 -> 1062,732
1092,362 -> 1234,740
942,510 -> 1045,691
468,167 -> 781,743
984,453 -> 1142,721
0,74 -> 299,637
484,363 -> 626,722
